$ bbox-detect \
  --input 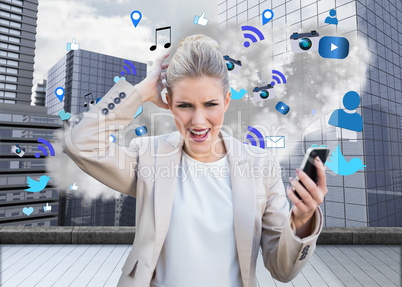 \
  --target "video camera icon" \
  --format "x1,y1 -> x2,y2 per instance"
224,55 -> 242,75
290,31 -> 320,54
253,84 -> 275,102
